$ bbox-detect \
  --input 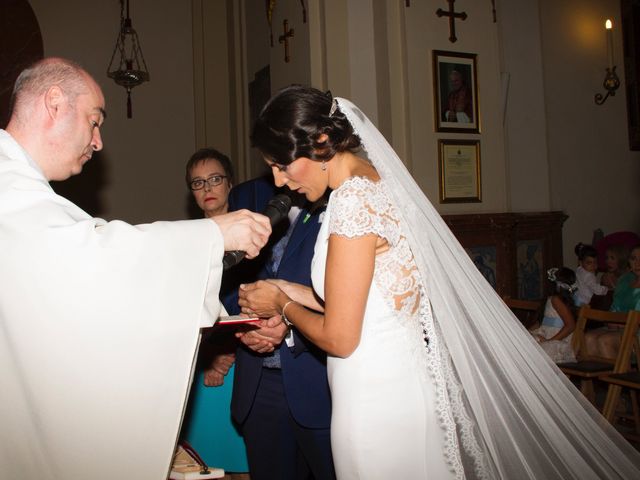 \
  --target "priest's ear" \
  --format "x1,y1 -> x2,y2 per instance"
43,85 -> 67,120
